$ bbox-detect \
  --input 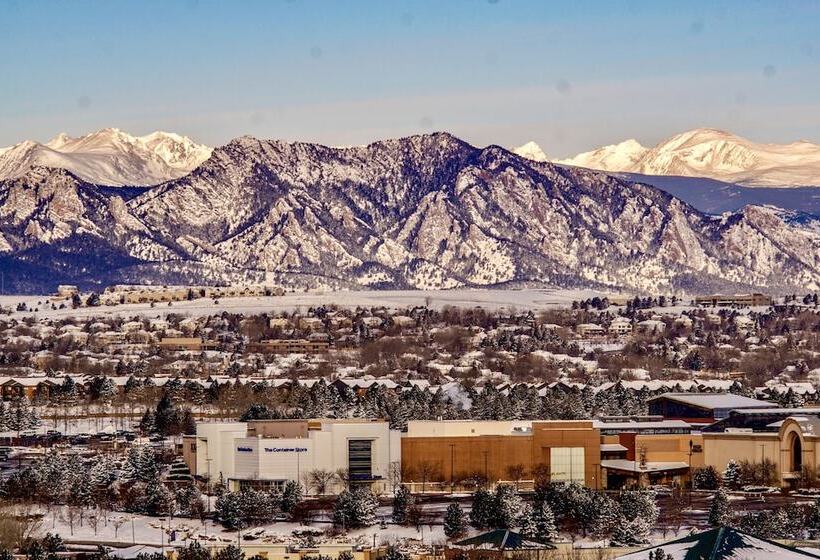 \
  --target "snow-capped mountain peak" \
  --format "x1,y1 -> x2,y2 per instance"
0,128 -> 212,186
557,138 -> 648,171
512,141 -> 549,162
558,127 -> 820,187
